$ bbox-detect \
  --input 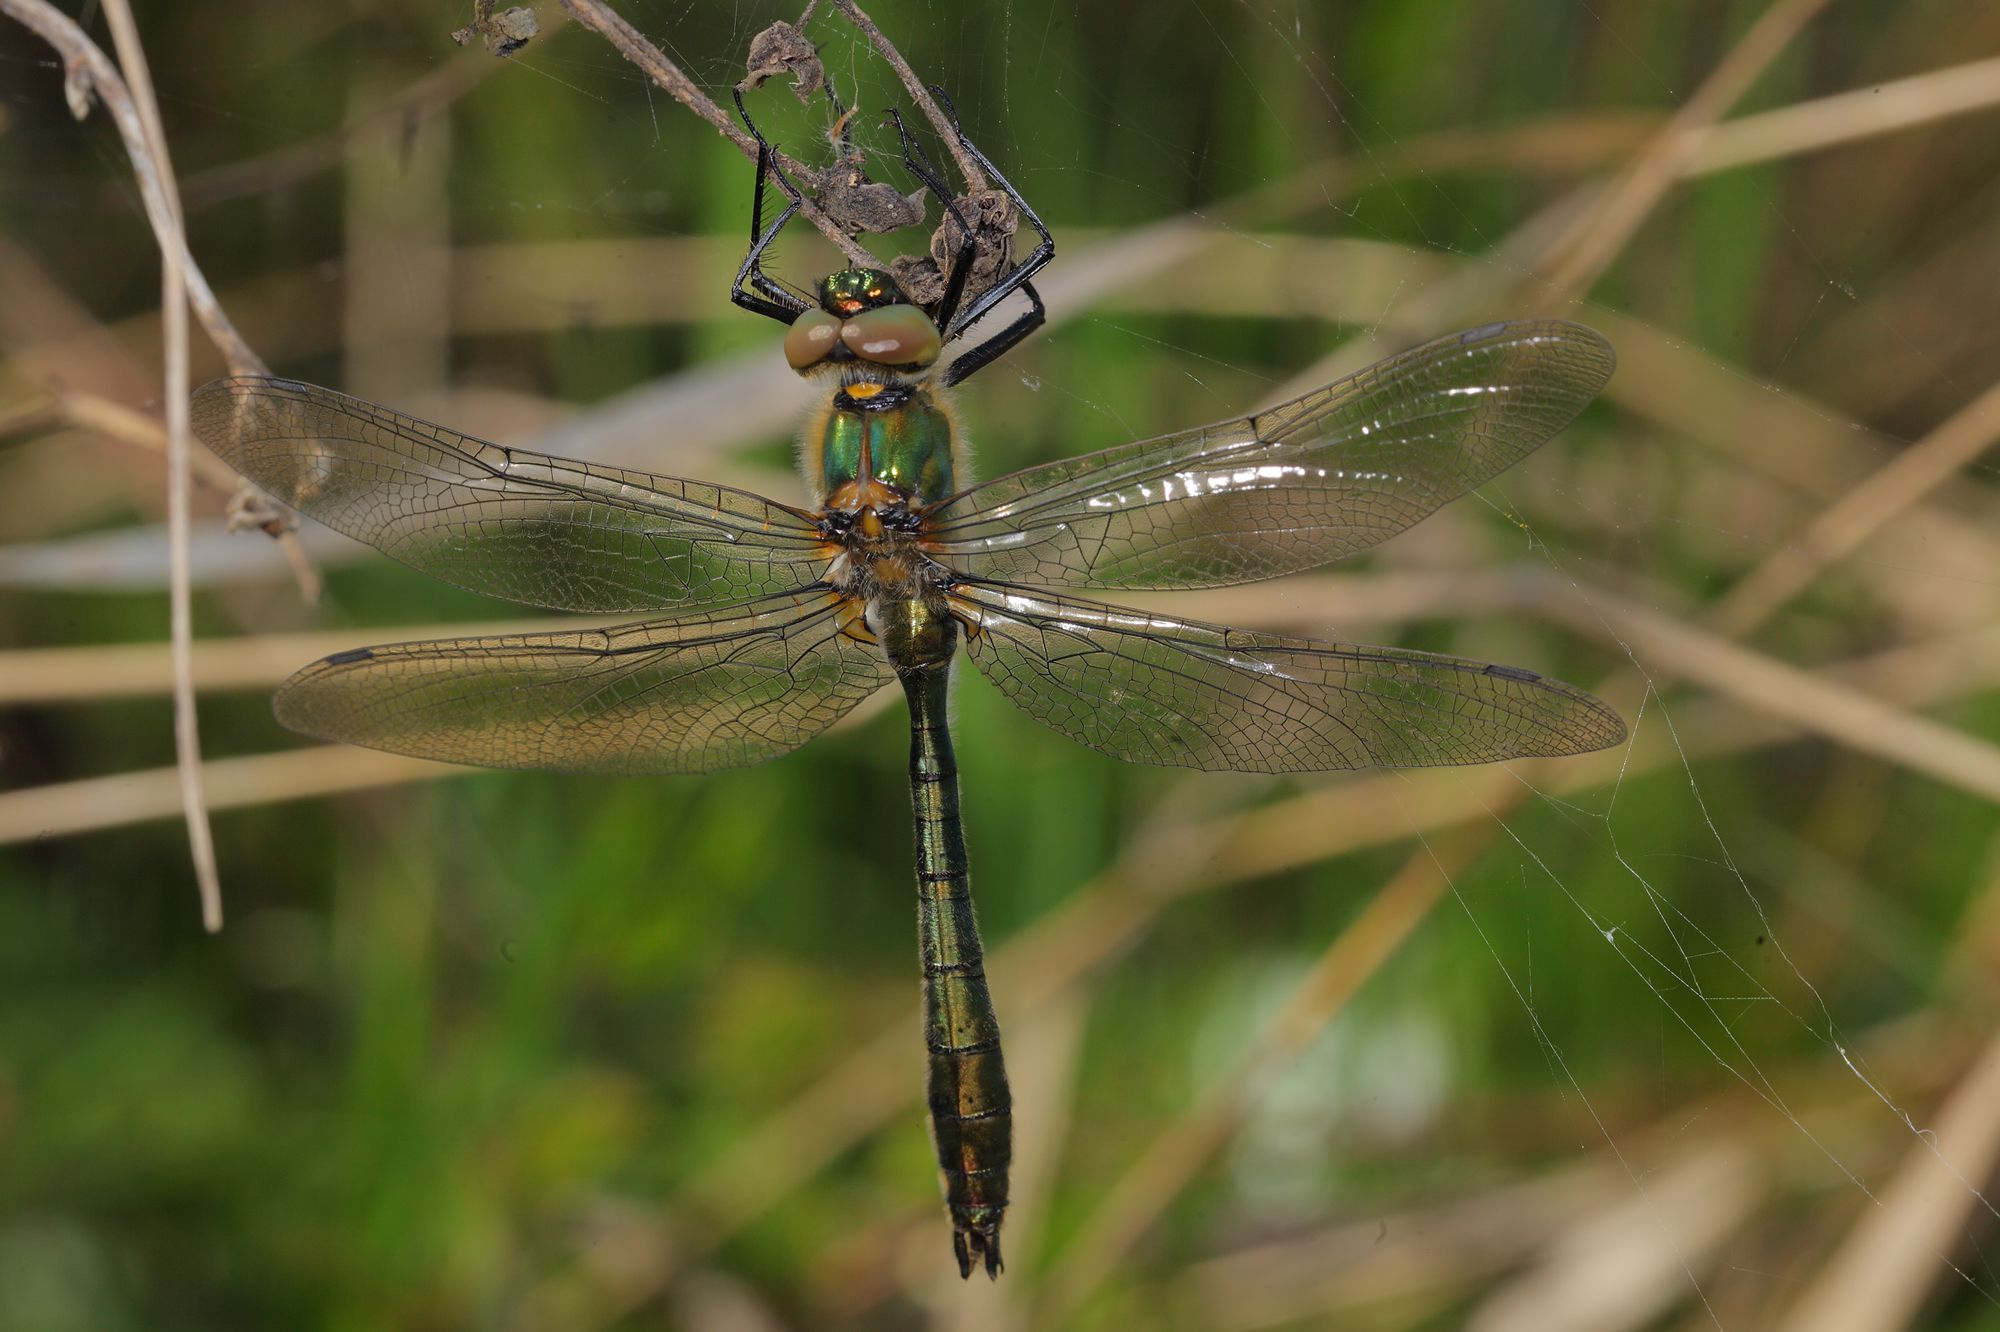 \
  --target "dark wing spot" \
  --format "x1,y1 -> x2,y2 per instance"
1482,662 -> 1541,683
325,648 -> 376,666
